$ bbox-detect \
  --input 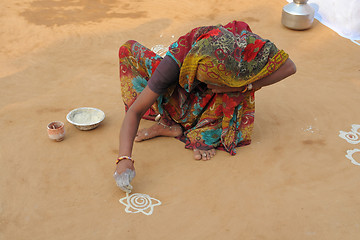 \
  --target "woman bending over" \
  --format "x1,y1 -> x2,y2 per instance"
114,20 -> 296,192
